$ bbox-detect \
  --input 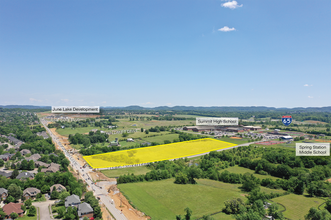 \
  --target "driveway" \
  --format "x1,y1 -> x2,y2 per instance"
34,200 -> 55,220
